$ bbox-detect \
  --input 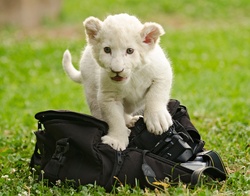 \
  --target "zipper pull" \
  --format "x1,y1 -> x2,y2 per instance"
117,151 -> 123,165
